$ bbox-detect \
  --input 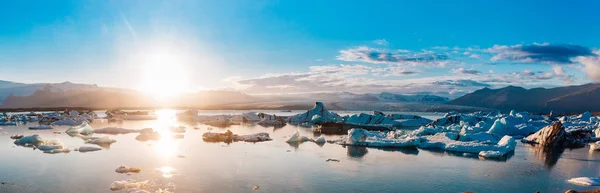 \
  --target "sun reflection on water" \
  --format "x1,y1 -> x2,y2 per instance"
152,110 -> 180,158
157,166 -> 176,178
